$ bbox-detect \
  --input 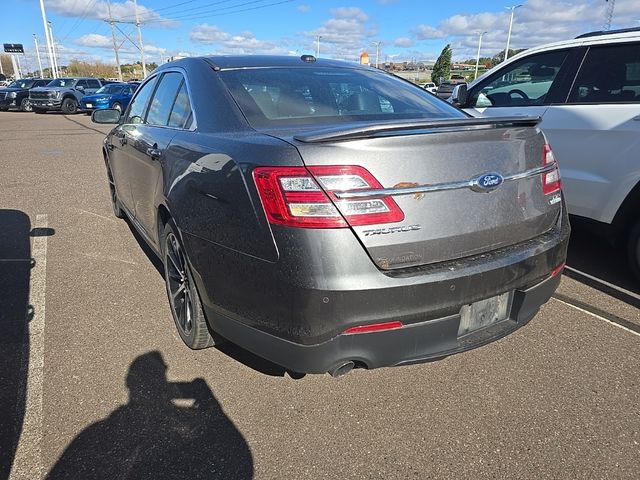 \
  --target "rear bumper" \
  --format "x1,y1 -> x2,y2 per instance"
185,207 -> 569,373
207,272 -> 560,373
